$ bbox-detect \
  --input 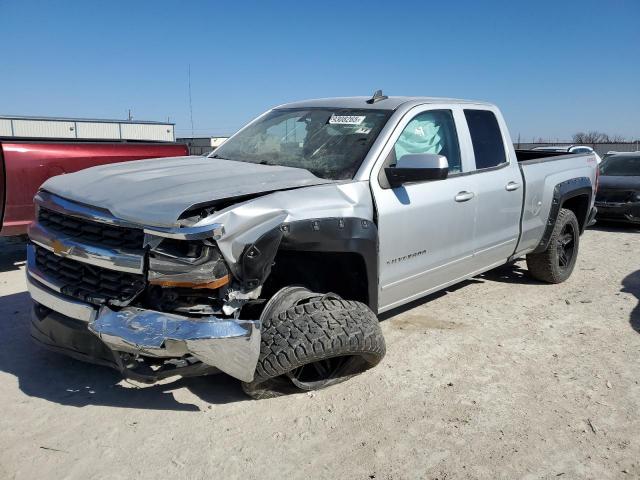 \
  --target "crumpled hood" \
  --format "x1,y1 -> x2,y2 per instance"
41,156 -> 333,227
